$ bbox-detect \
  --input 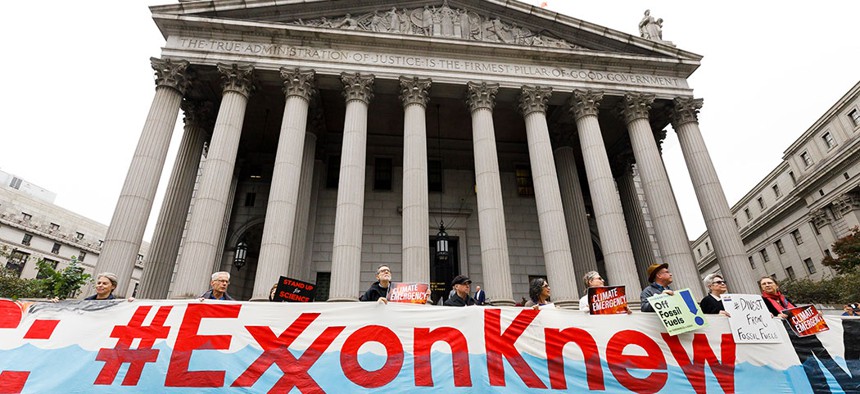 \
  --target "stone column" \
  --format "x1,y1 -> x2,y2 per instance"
287,132 -> 318,281
569,90 -> 640,289
621,93 -> 702,297
519,86 -> 578,307
328,73 -> 375,302
553,141 -> 599,286
254,68 -> 316,299
672,97 -> 758,294
466,82 -> 514,306
97,58 -> 190,295
299,161 -> 325,282
400,76 -> 432,283
139,99 -> 212,299
618,165 -> 658,286
171,63 -> 254,298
